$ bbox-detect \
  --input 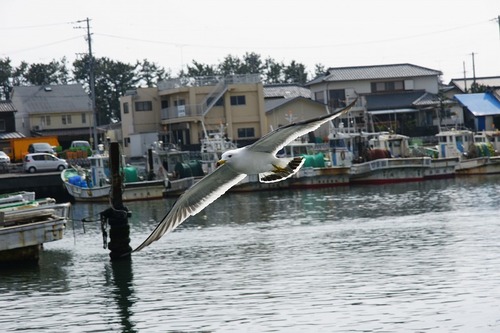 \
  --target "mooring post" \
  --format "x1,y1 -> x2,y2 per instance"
101,142 -> 132,260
